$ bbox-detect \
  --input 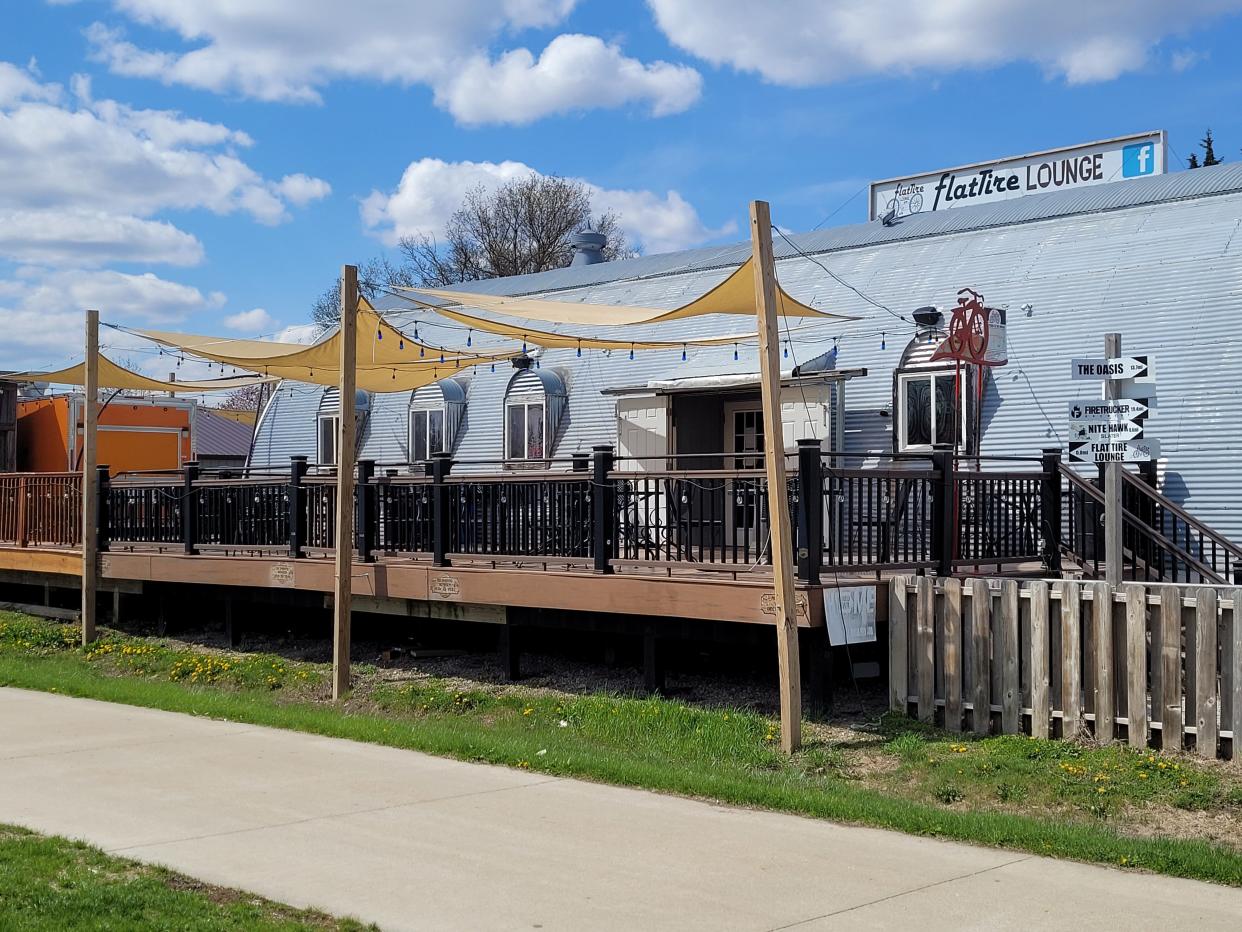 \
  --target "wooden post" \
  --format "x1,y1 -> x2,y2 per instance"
943,577 -> 962,732
888,576 -> 909,714
749,200 -> 800,753
332,265 -> 358,701
1028,580 -> 1051,739
1124,584 -> 1147,749
81,309 -> 100,645
1103,333 -> 1123,586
